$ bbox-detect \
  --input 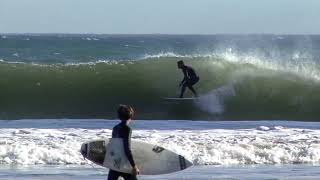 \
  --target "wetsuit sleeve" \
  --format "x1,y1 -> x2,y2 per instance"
181,69 -> 187,84
123,127 -> 136,167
